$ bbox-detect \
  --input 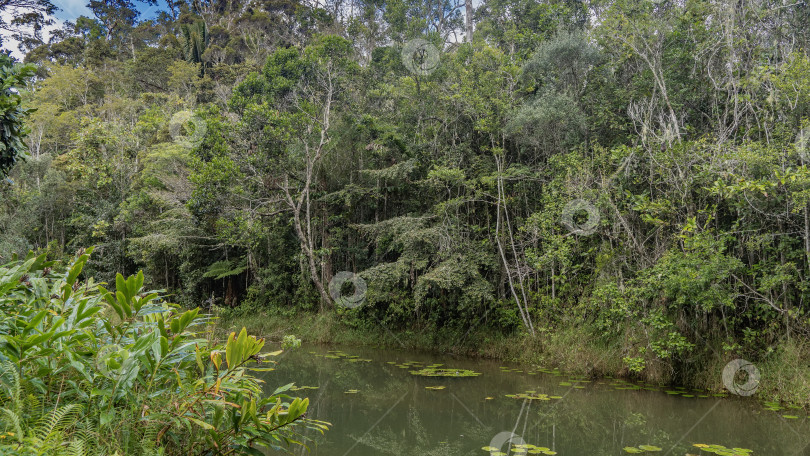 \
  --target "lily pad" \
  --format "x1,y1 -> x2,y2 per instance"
624,445 -> 661,453
692,443 -> 753,455
504,392 -> 556,401
290,385 -> 319,391
482,442 -> 556,455
410,367 -> 481,377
